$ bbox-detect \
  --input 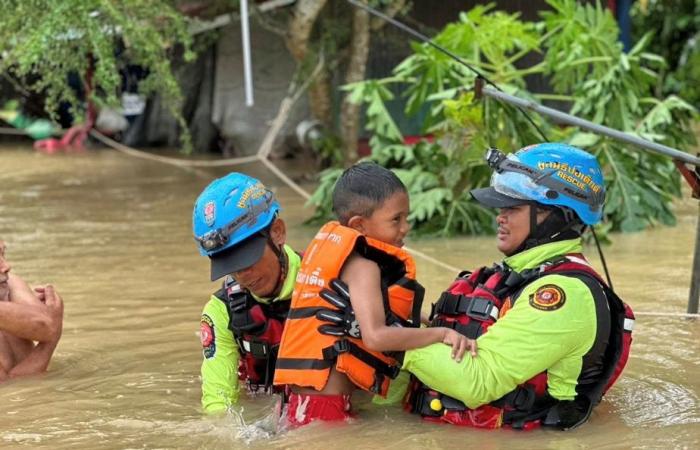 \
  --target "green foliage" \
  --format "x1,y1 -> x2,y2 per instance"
547,1 -> 696,231
631,0 -> 700,107
309,0 -> 698,236
0,0 -> 194,150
